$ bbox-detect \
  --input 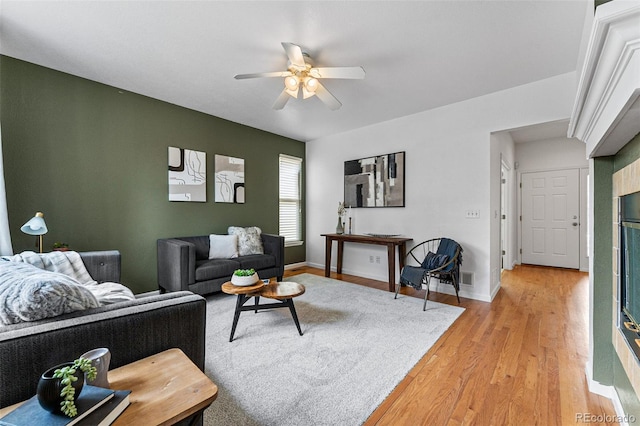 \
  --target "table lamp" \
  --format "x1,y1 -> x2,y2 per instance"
21,212 -> 48,253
